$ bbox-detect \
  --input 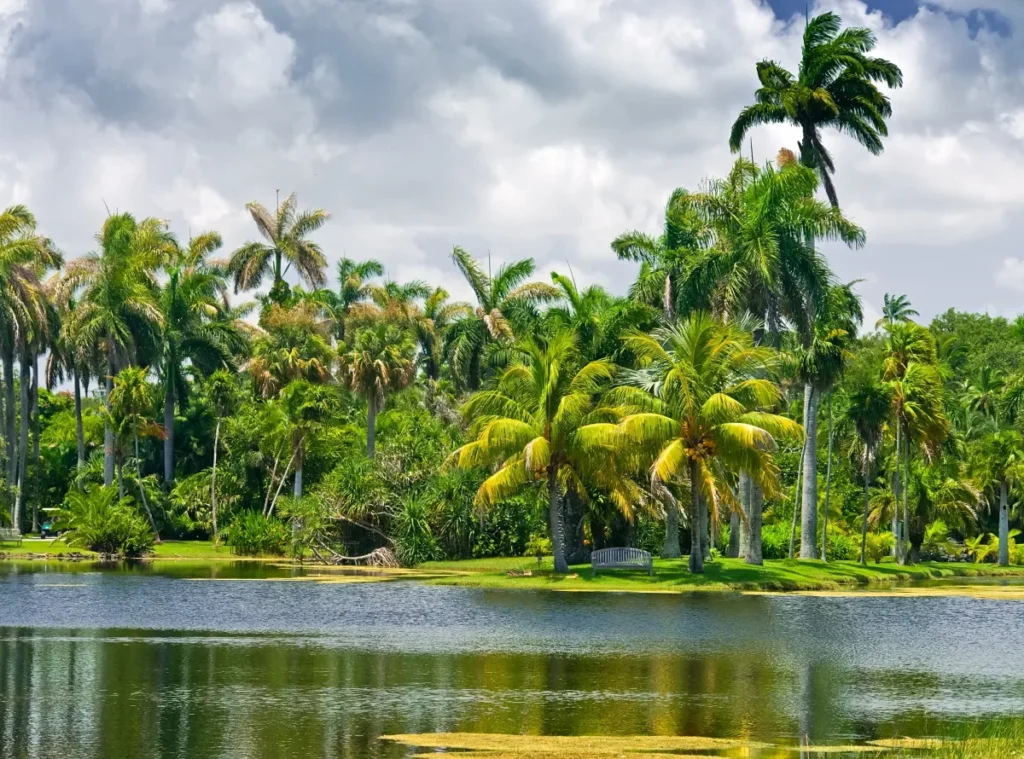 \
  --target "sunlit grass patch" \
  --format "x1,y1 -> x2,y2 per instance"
782,746 -> 893,754
868,737 -> 945,750
381,733 -> 771,754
